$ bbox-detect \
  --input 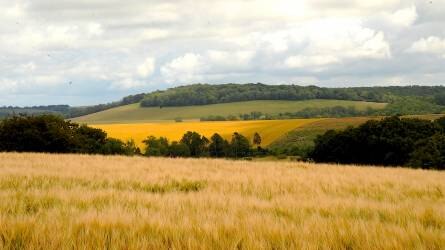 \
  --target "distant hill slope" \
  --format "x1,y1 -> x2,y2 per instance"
4,83 -> 445,119
72,99 -> 387,124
